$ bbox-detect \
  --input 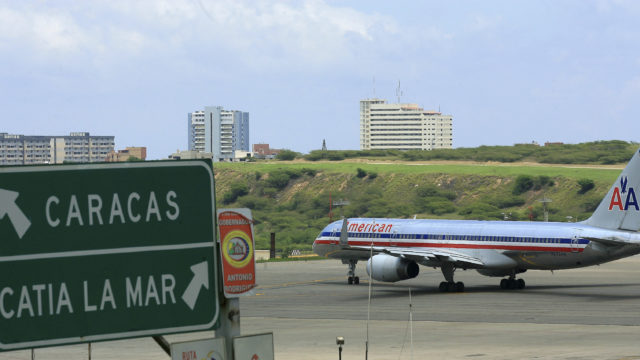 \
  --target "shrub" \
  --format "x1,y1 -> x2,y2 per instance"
327,152 -> 345,161
368,172 -> 378,179
261,187 -> 278,197
284,168 -> 303,179
305,151 -> 326,161
222,182 -> 249,204
458,203 -> 503,220
485,194 -> 526,208
276,149 -> 298,161
238,195 -> 270,210
427,200 -> 456,215
577,179 -> 595,194
301,168 -> 317,176
513,175 -> 535,195
266,171 -> 291,189
536,175 -> 554,188
356,168 -> 367,178
416,185 -> 456,200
